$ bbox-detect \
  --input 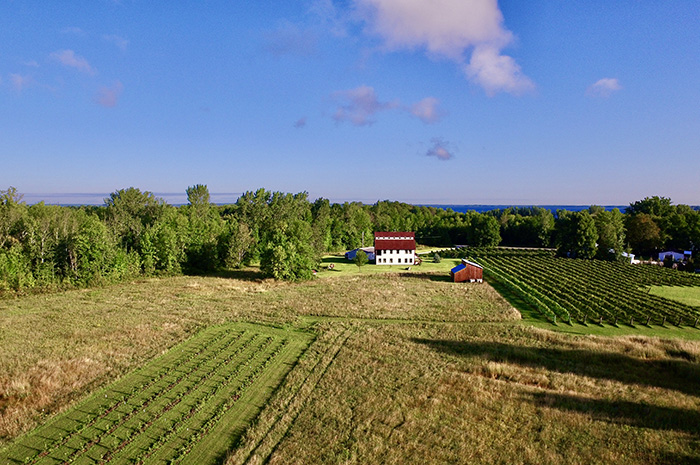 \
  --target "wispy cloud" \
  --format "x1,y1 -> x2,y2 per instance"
332,85 -> 398,126
309,0 -> 348,37
95,80 -> 123,107
426,137 -> 454,161
587,78 -> 622,98
10,74 -> 33,92
294,117 -> 307,128
103,34 -> 129,52
23,60 -> 40,68
409,97 -> 445,123
264,22 -> 318,57
50,49 -> 96,75
353,0 -> 533,96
